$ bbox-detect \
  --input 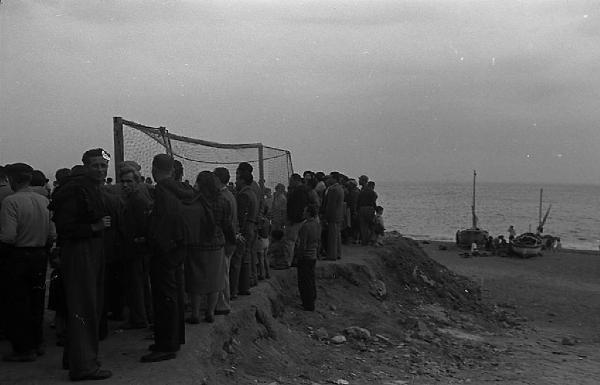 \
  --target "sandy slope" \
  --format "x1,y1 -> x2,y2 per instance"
422,241 -> 600,384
